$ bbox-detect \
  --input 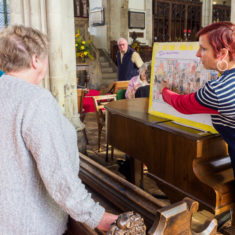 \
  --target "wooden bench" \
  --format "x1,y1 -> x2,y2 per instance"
193,155 -> 235,215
